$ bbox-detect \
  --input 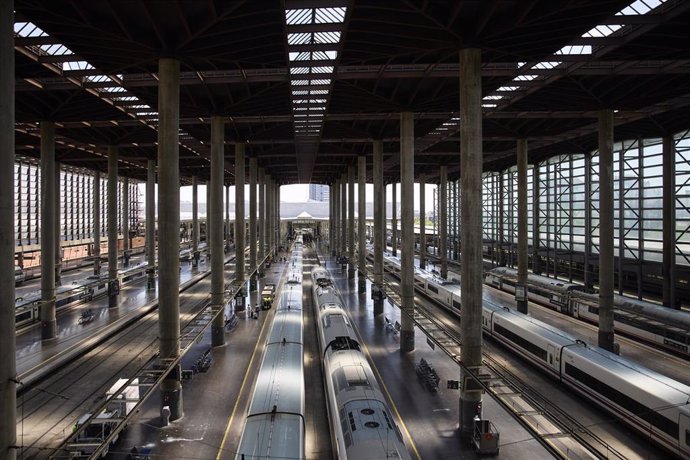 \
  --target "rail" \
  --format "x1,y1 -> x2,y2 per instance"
48,248 -> 274,459
359,252 -> 627,460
